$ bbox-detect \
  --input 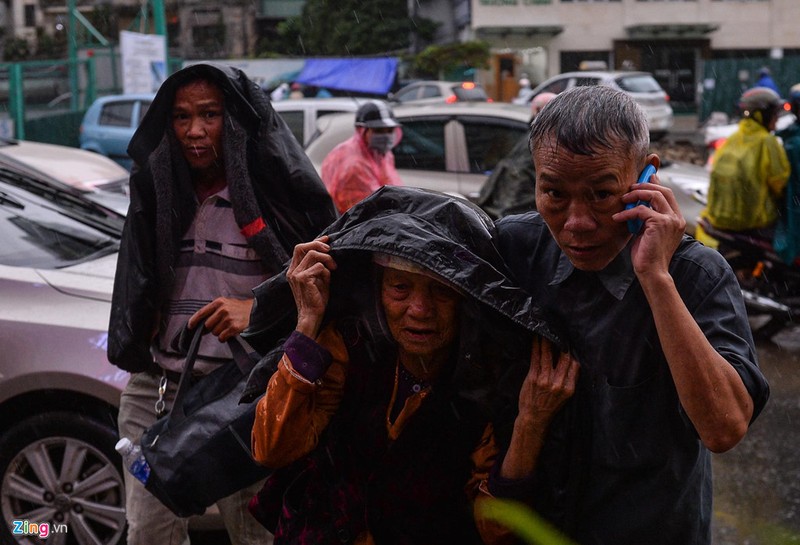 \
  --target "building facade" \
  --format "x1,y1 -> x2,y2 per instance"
469,0 -> 800,108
